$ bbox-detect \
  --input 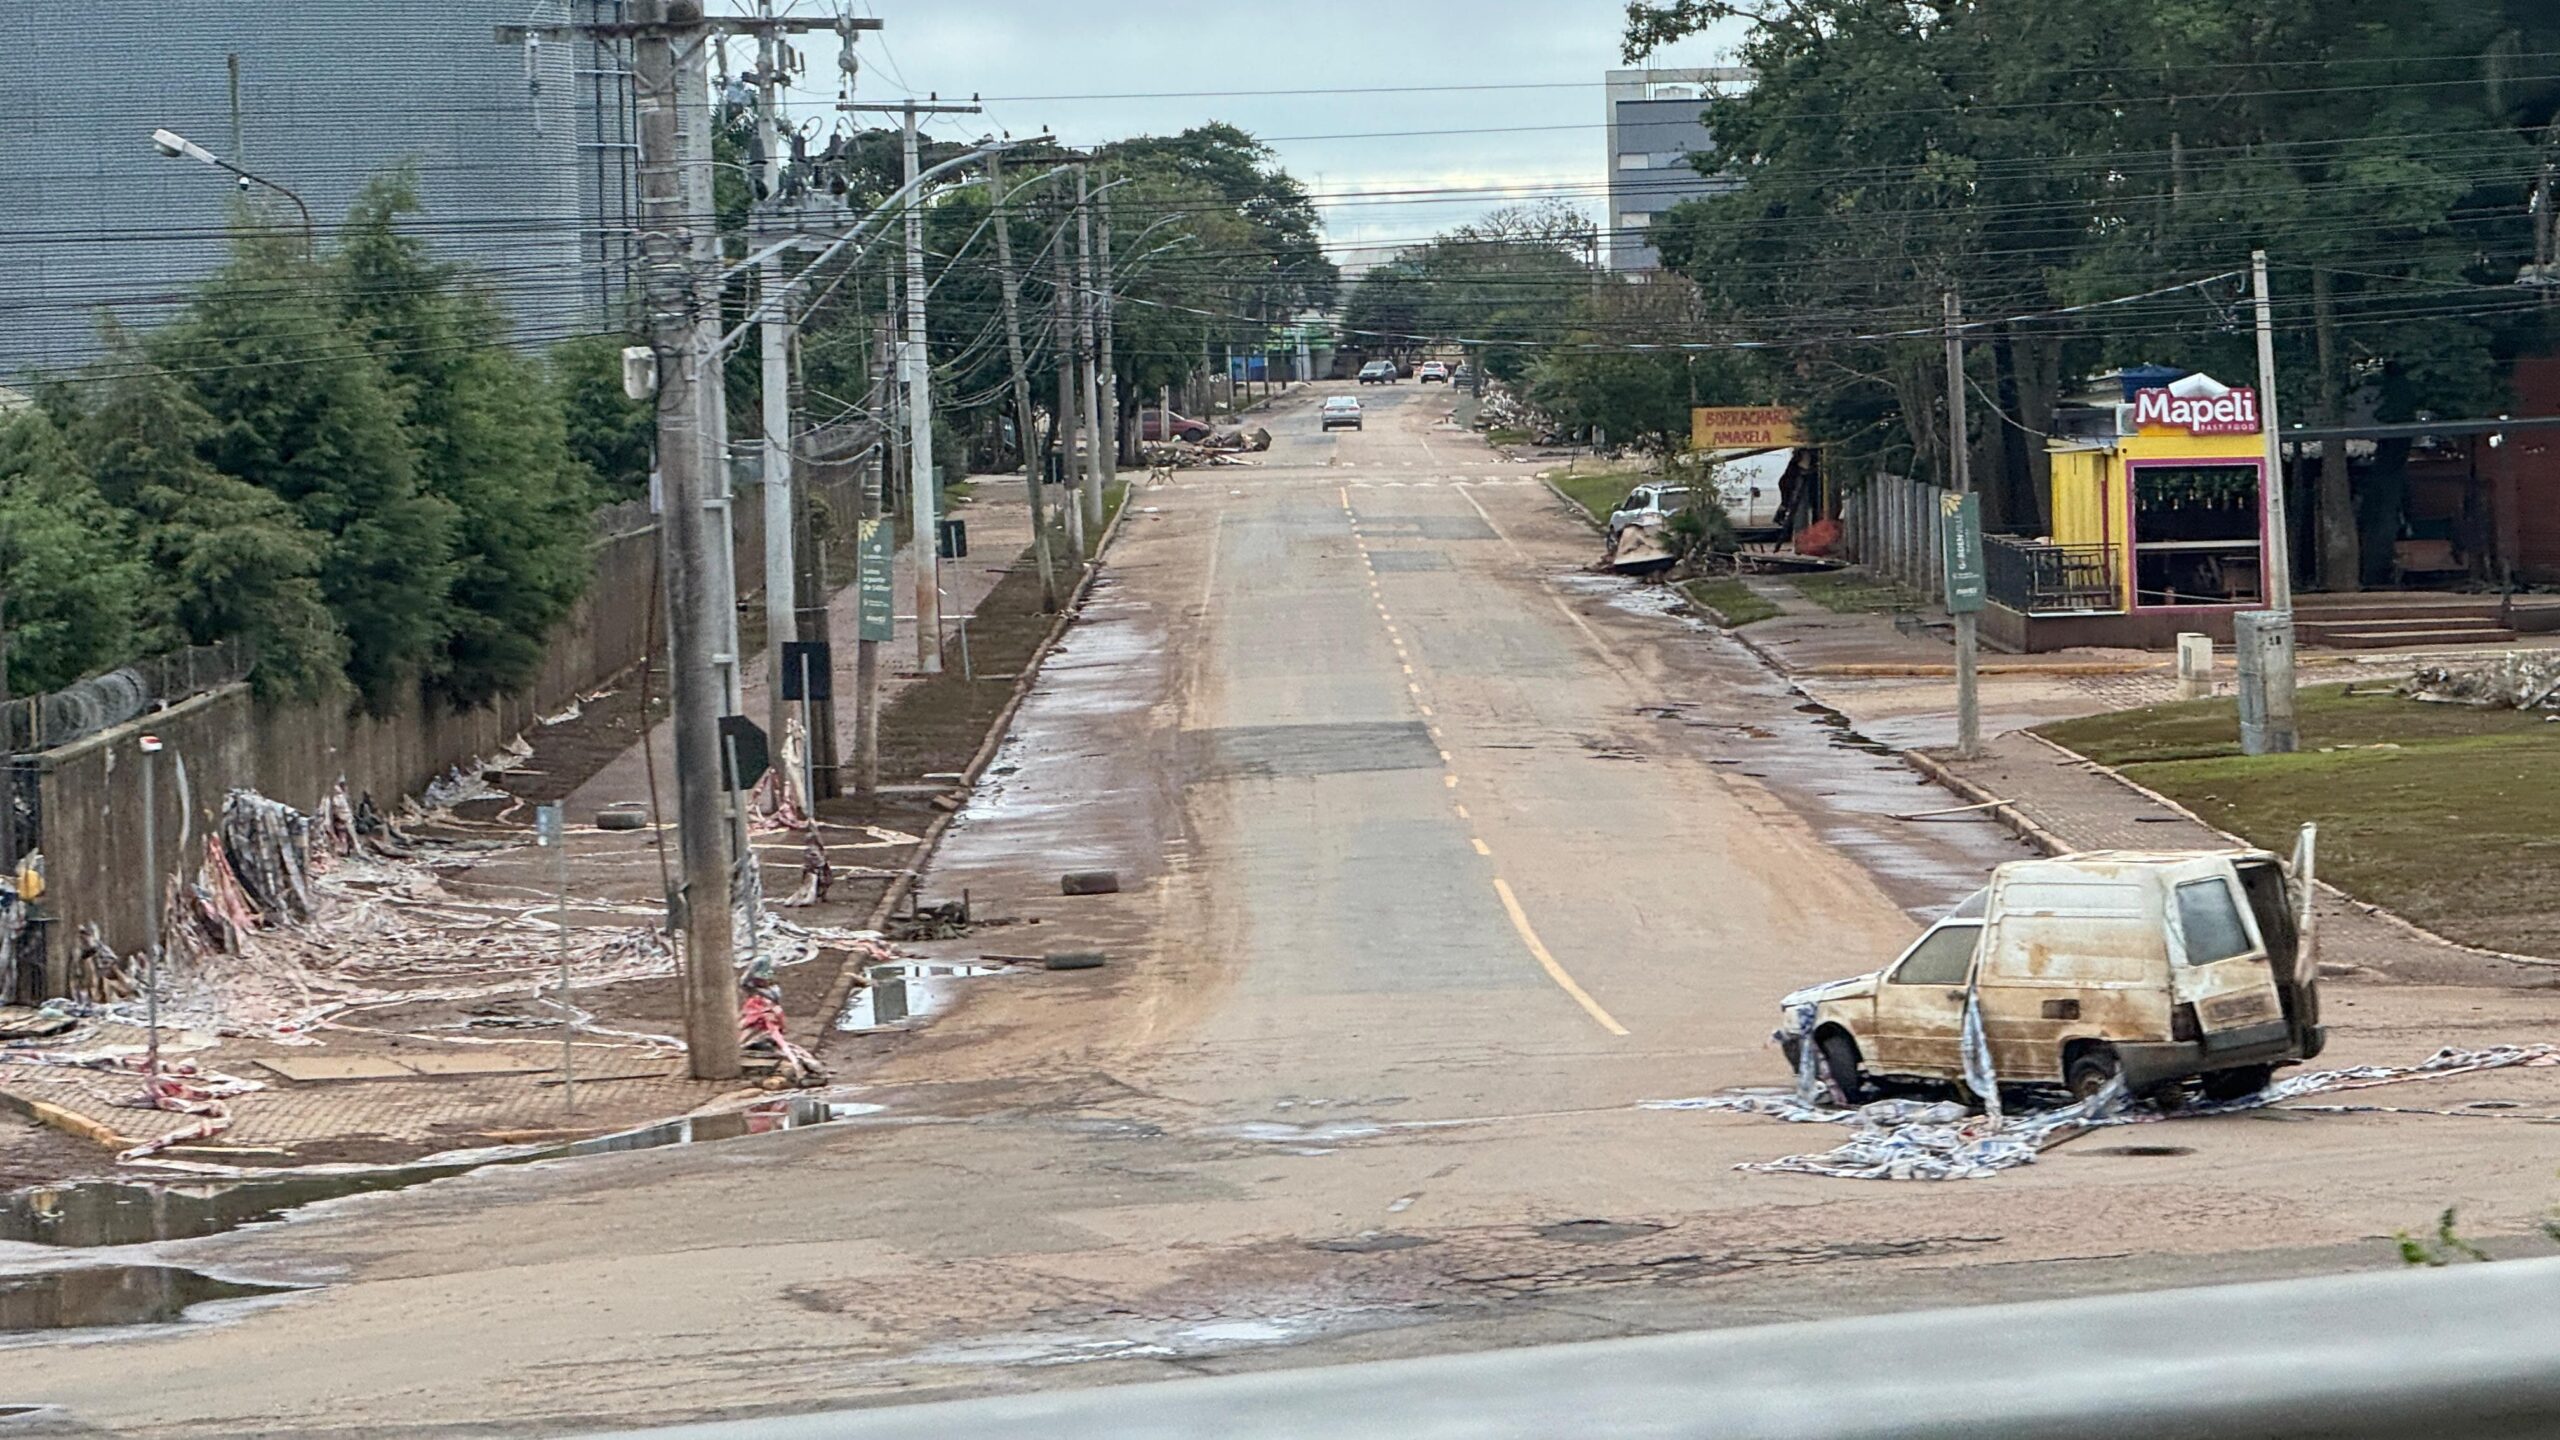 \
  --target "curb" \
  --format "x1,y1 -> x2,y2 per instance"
1802,660 -> 2168,679
0,1087 -> 137,1151
1542,477 -> 1604,534
813,491 -> 1140,1042
1898,748 -> 2075,857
